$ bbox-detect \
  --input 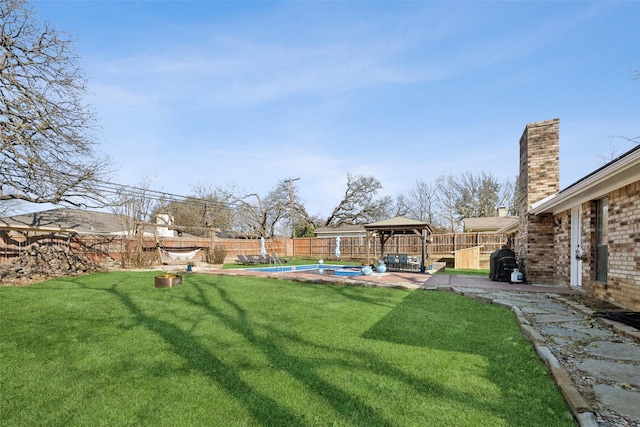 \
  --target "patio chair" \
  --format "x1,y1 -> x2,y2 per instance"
237,254 -> 254,265
398,254 -> 408,269
408,256 -> 421,271
238,254 -> 258,265
247,255 -> 263,264
386,254 -> 398,269
270,253 -> 288,263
